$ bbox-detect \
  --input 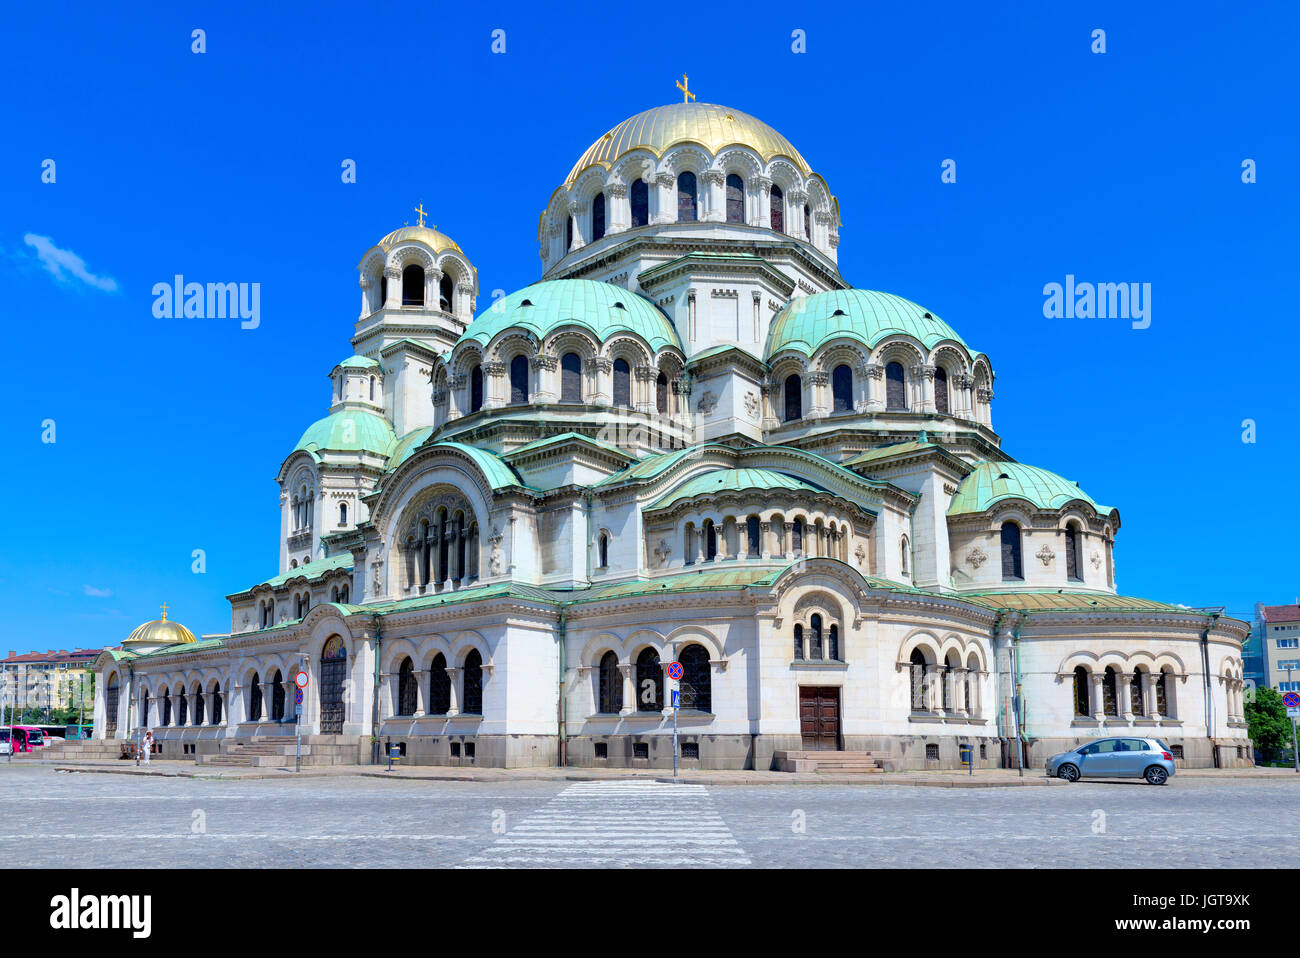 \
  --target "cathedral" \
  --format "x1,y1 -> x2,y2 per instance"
92,90 -> 1253,771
